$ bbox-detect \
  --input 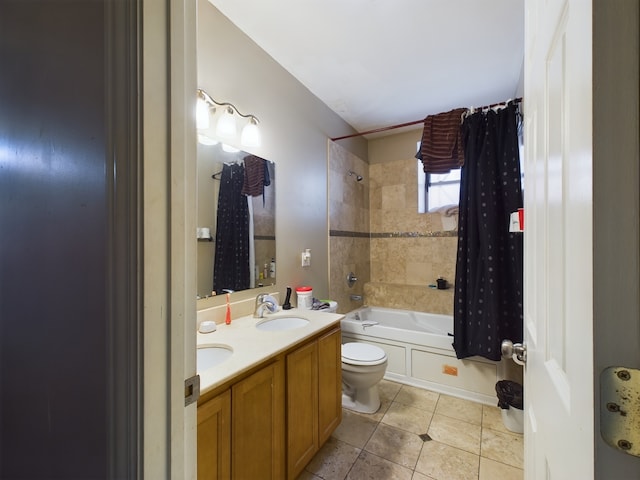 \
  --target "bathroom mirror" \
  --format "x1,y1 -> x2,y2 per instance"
197,142 -> 276,299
